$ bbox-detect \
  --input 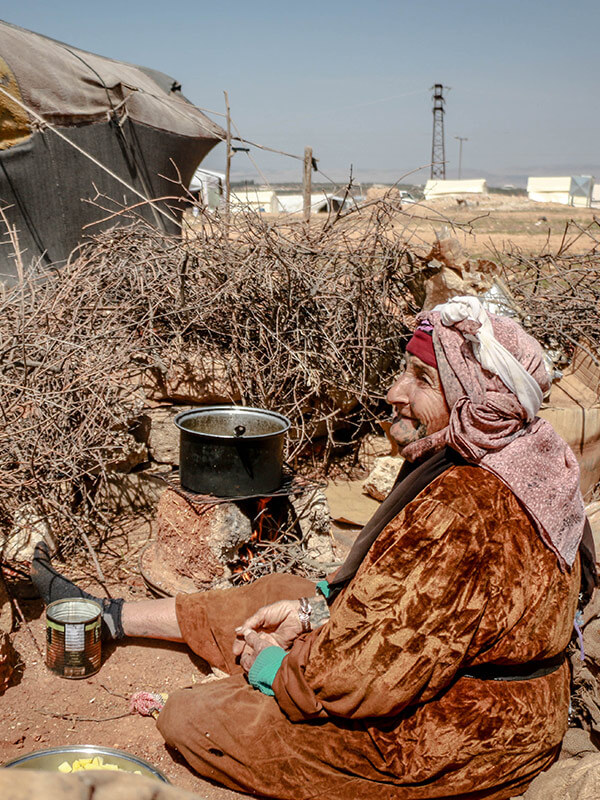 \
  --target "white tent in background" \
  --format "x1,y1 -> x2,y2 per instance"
526,176 -> 594,208
276,192 -> 354,214
423,179 -> 487,199
229,187 -> 279,213
189,167 -> 225,211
